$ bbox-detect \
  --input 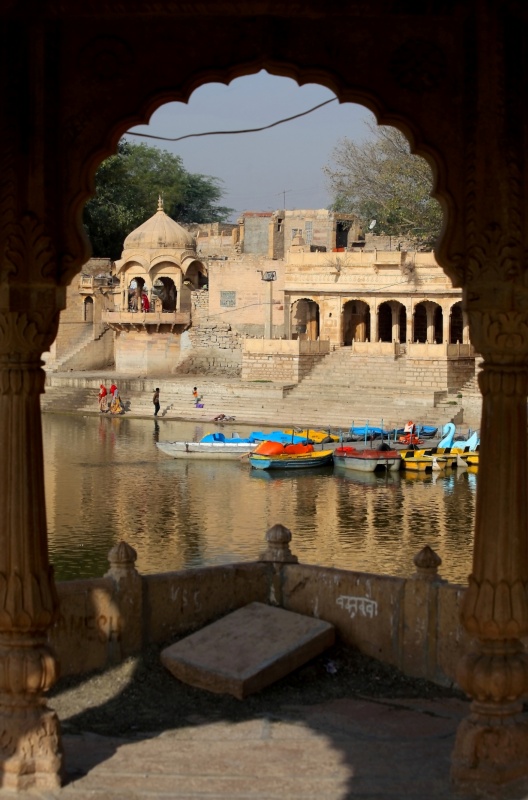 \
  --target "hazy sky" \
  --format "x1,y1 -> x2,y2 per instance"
127,71 -> 375,222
